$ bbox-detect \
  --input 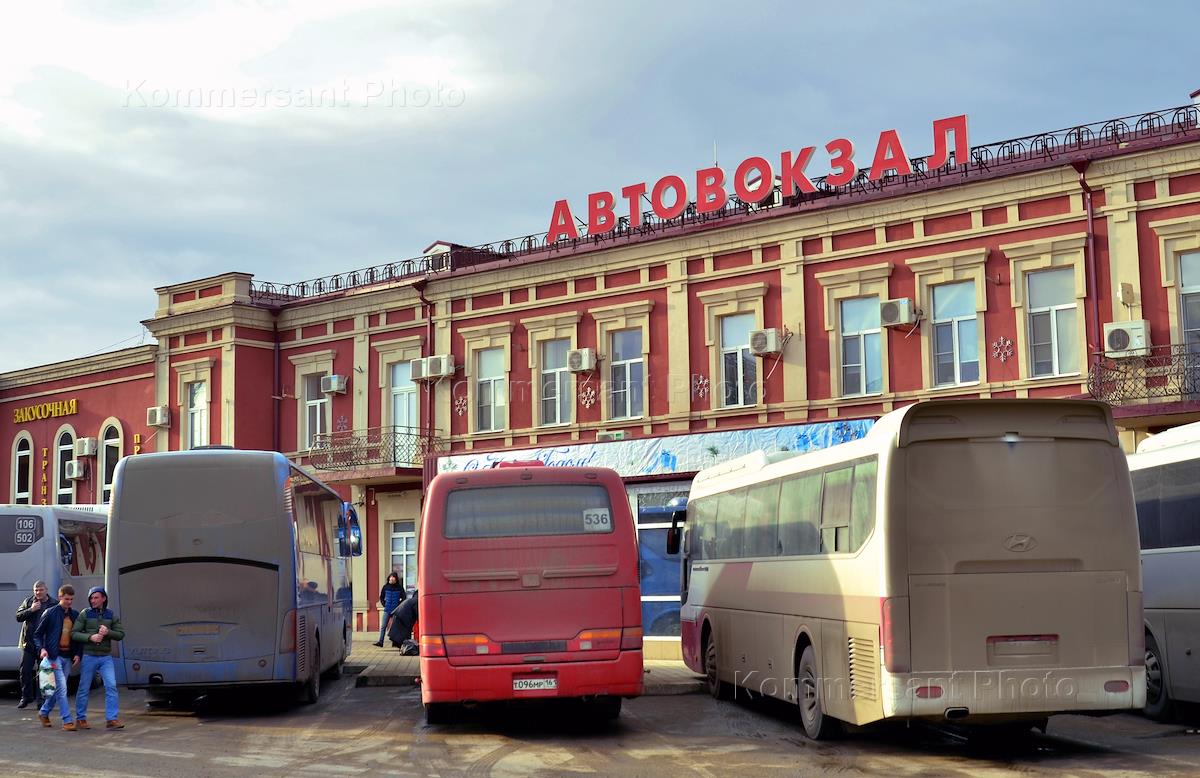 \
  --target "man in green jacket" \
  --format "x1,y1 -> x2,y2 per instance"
71,586 -> 125,730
